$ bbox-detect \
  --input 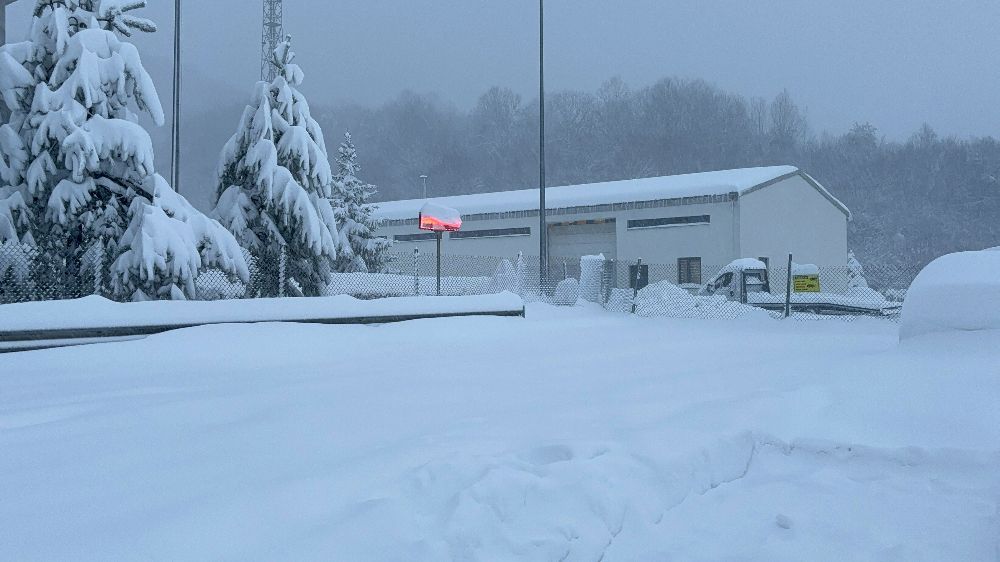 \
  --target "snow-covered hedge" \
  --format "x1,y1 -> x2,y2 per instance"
900,248 -> 1000,340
